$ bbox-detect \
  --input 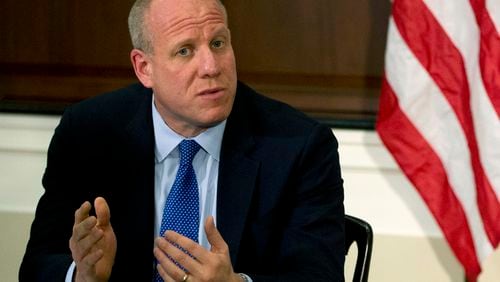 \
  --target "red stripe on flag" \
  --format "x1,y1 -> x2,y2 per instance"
393,0 -> 500,247
377,77 -> 482,280
469,0 -> 500,117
